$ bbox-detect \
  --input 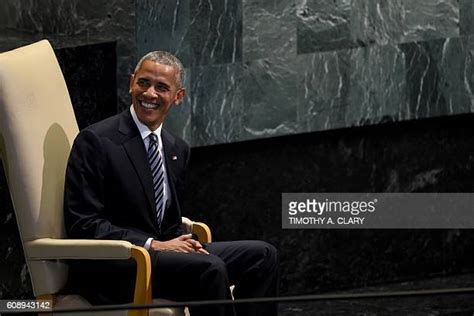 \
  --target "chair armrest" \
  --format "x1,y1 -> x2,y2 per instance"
25,238 -> 152,315
181,217 -> 212,243
181,217 -> 193,234
192,222 -> 212,243
24,238 -> 133,260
